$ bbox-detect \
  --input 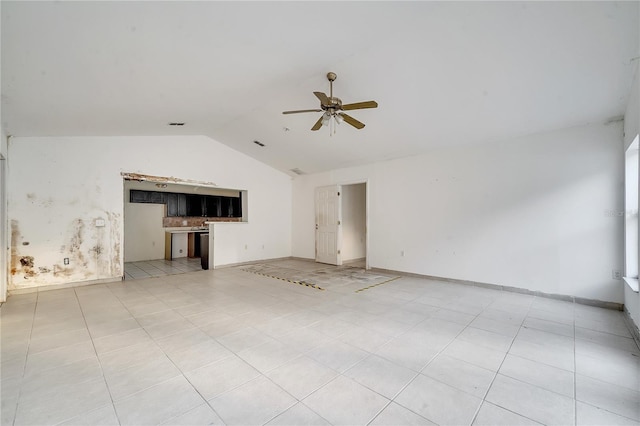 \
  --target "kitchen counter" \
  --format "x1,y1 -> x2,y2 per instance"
165,228 -> 208,233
